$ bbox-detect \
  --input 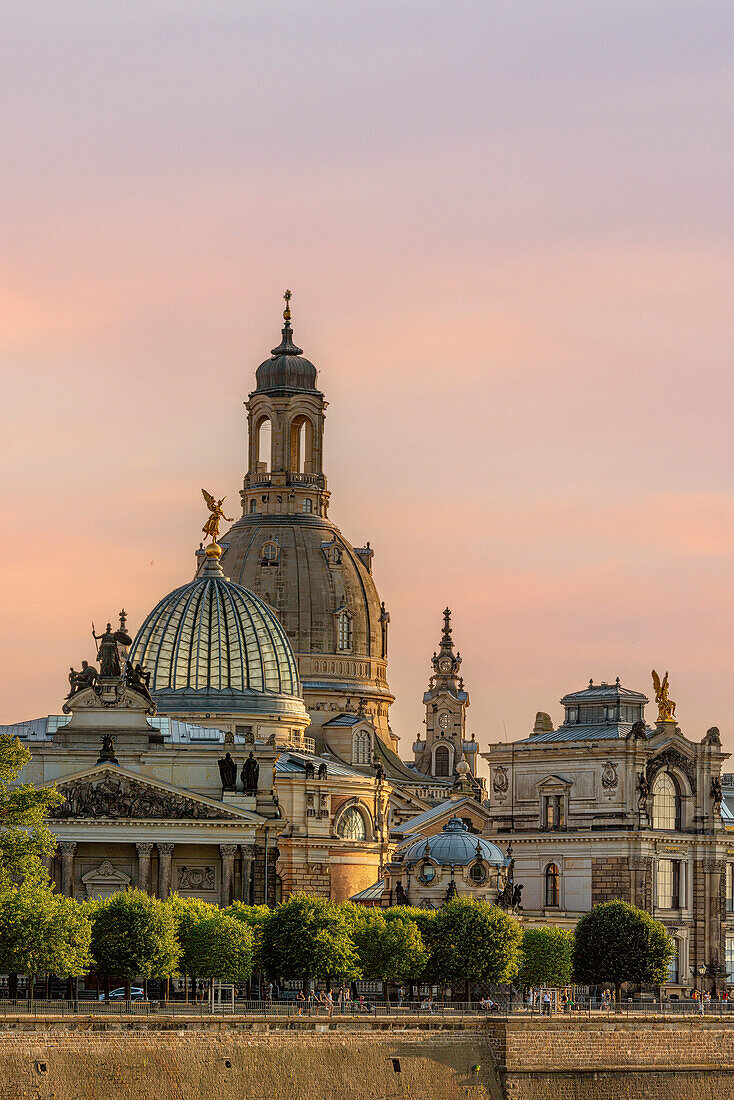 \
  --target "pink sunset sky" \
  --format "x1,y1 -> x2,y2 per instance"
2,3 -> 733,755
